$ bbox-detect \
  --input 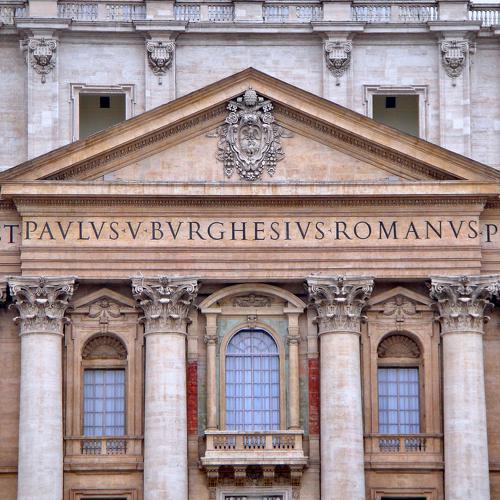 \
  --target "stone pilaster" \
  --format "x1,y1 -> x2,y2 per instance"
430,275 -> 499,500
204,313 -> 218,431
307,276 -> 373,500
132,276 -> 199,500
287,313 -> 301,430
8,276 -> 77,500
